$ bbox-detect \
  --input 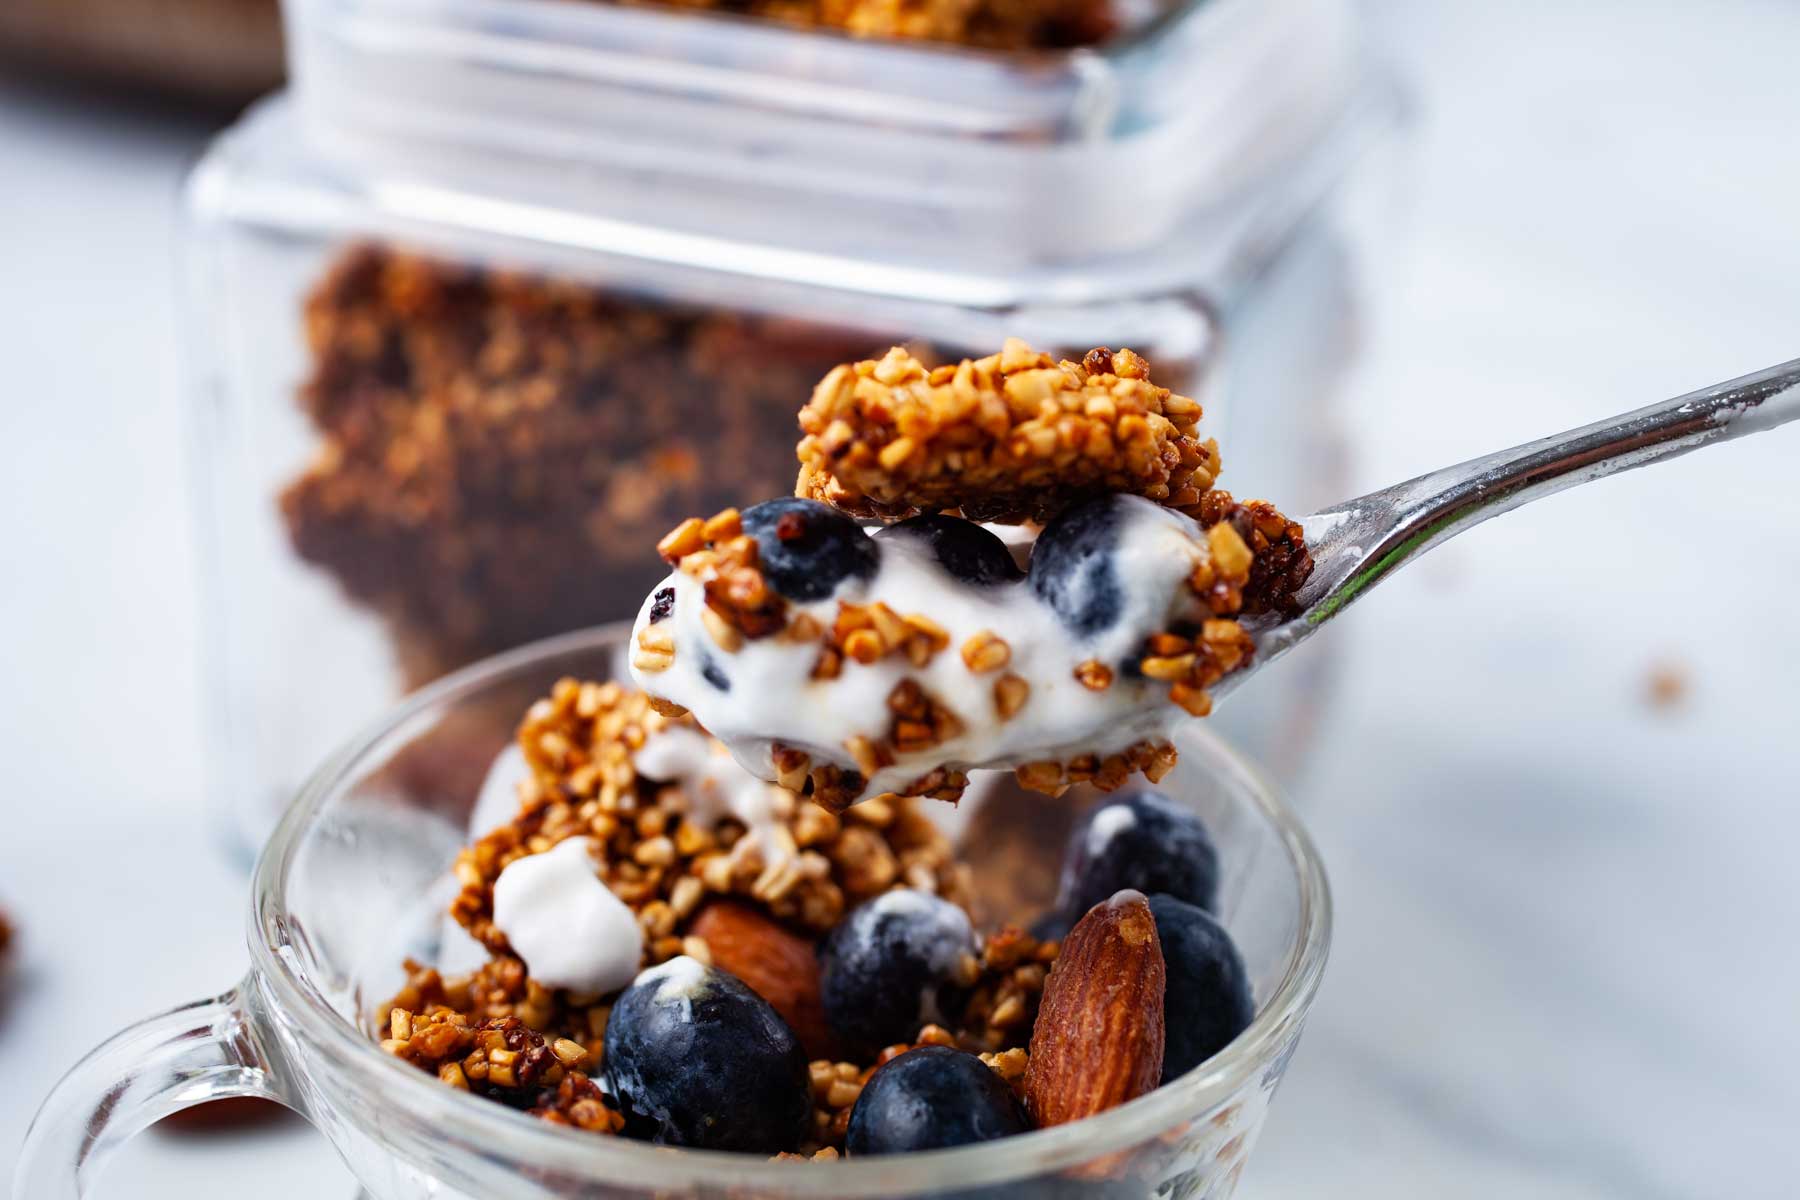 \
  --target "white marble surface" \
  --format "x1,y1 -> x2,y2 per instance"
3,0 -> 1799,1195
